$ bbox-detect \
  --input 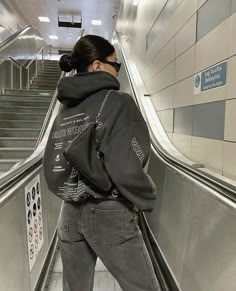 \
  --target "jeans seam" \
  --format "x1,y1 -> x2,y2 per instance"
140,233 -> 157,291
64,205 -> 75,232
